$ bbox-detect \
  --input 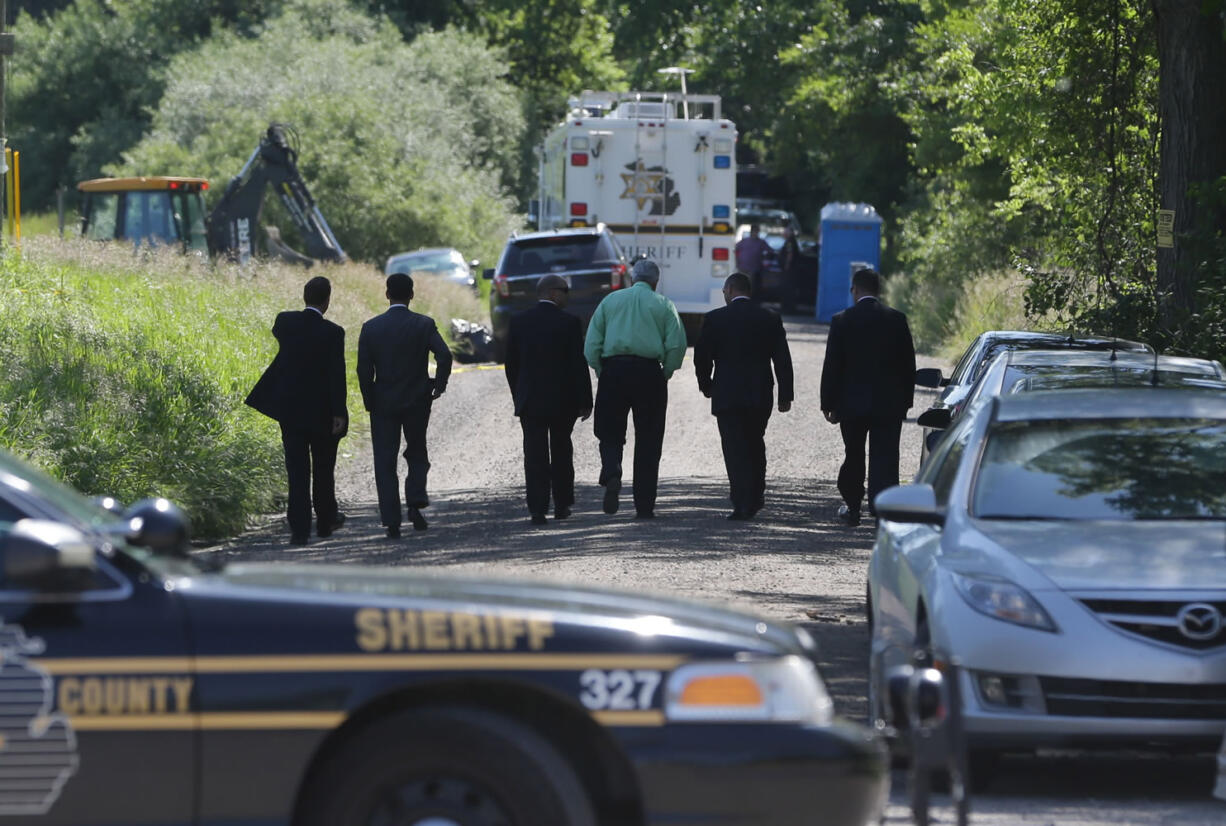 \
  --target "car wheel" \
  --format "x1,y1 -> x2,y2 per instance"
298,707 -> 597,826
